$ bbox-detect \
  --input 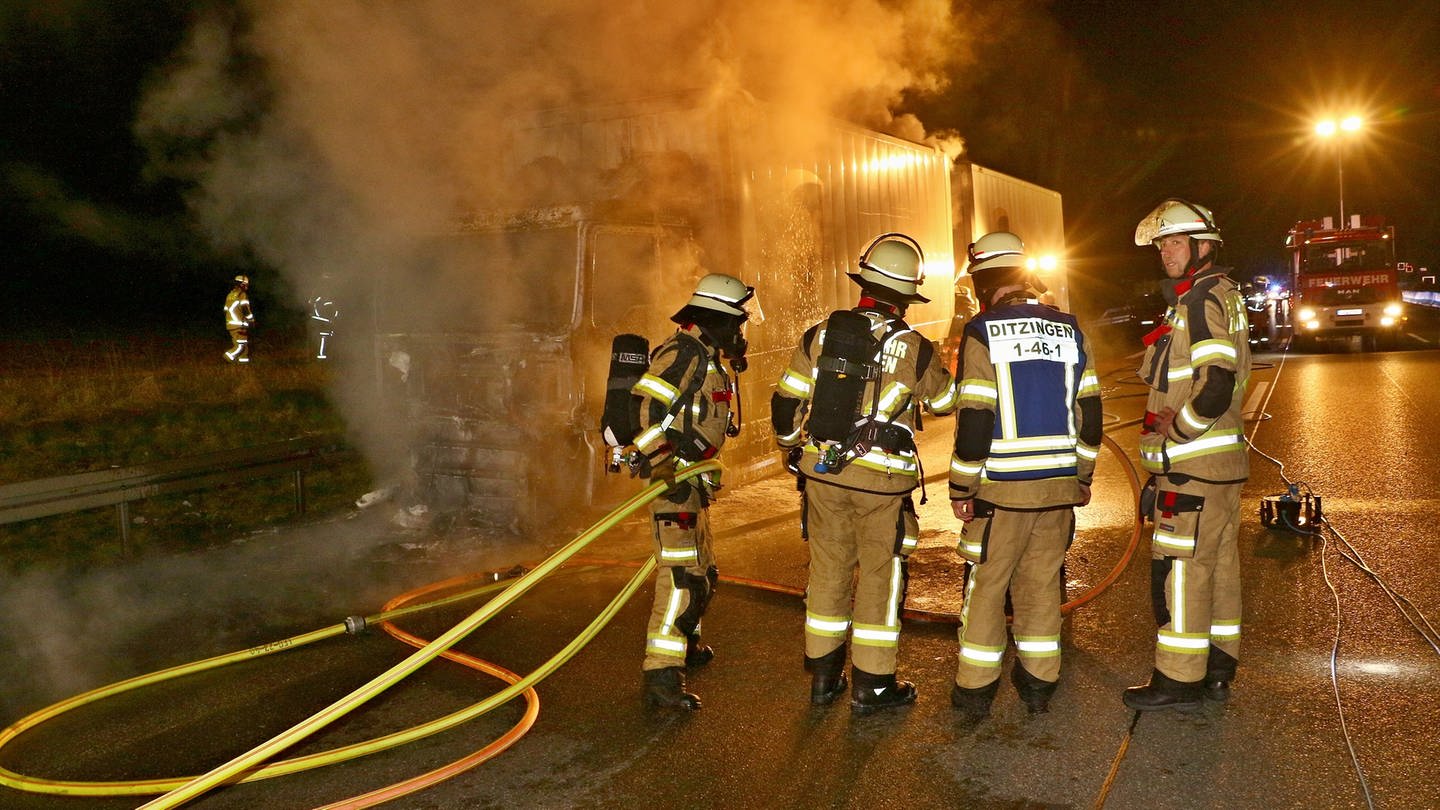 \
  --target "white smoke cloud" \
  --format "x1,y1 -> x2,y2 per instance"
136,0 -> 968,492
